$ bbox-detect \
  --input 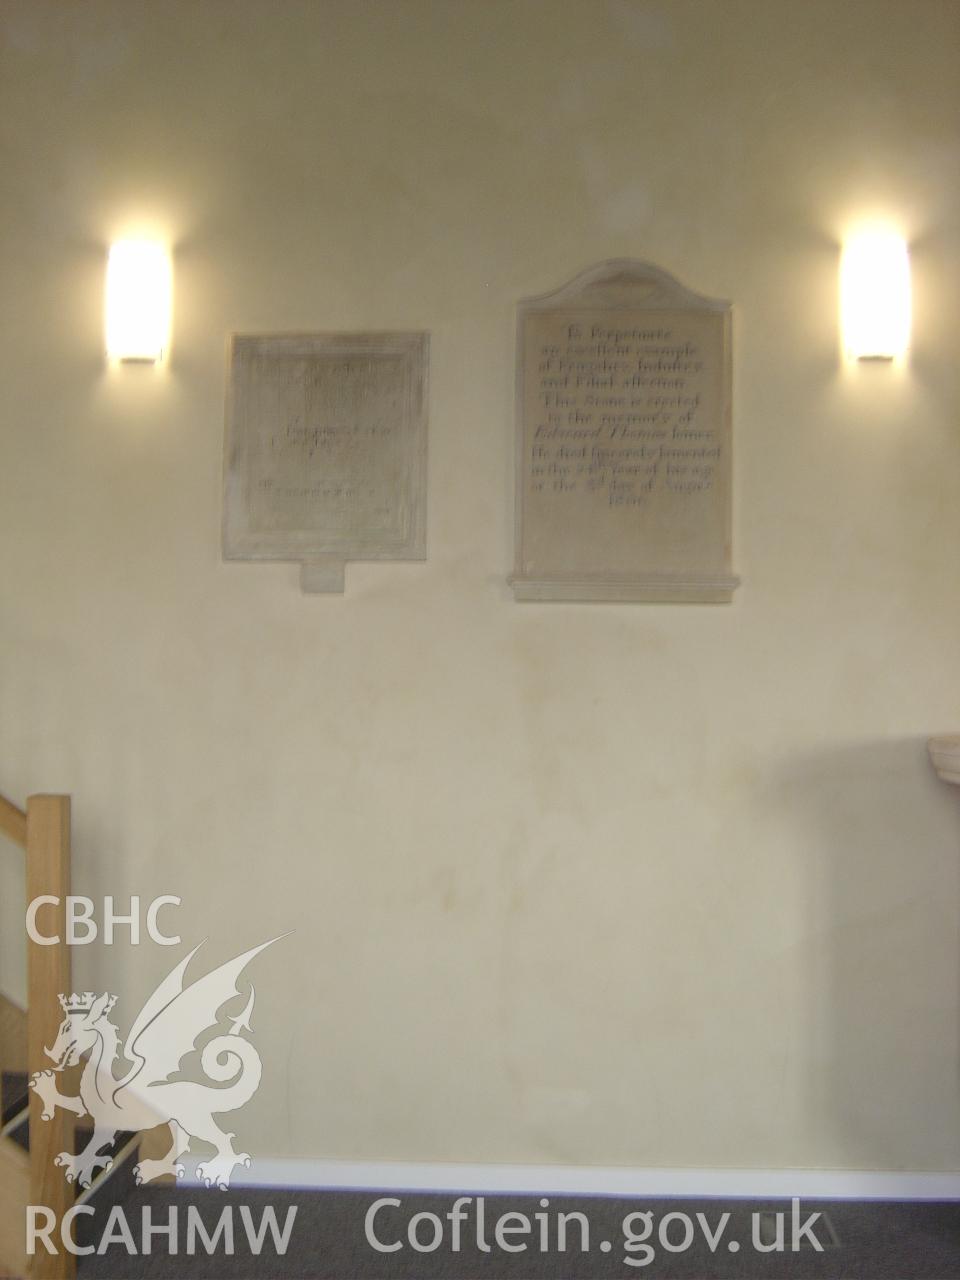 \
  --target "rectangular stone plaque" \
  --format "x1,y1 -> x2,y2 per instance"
223,332 -> 428,592
511,261 -> 739,603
